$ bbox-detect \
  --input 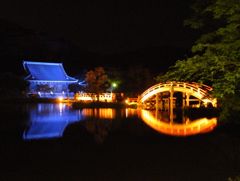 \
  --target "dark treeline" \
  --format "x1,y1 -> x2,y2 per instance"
106,66 -> 155,97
